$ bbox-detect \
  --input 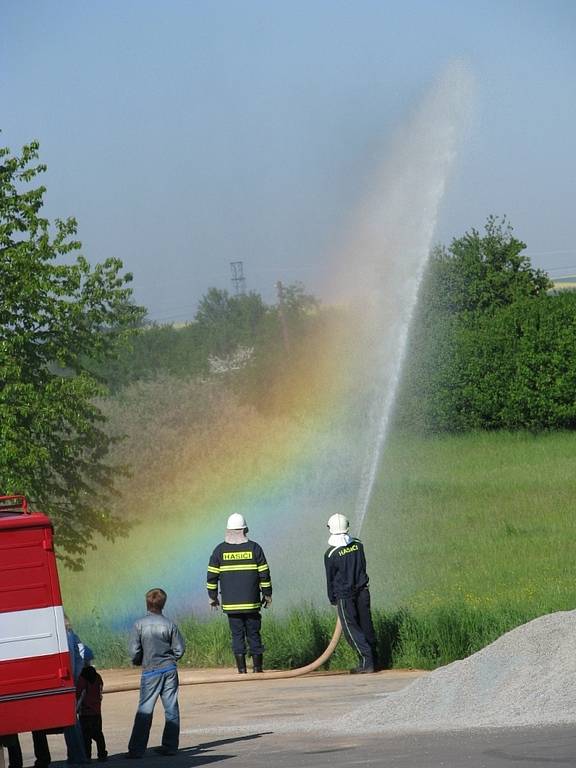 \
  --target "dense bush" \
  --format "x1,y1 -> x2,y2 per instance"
453,295 -> 576,430
395,217 -> 576,432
